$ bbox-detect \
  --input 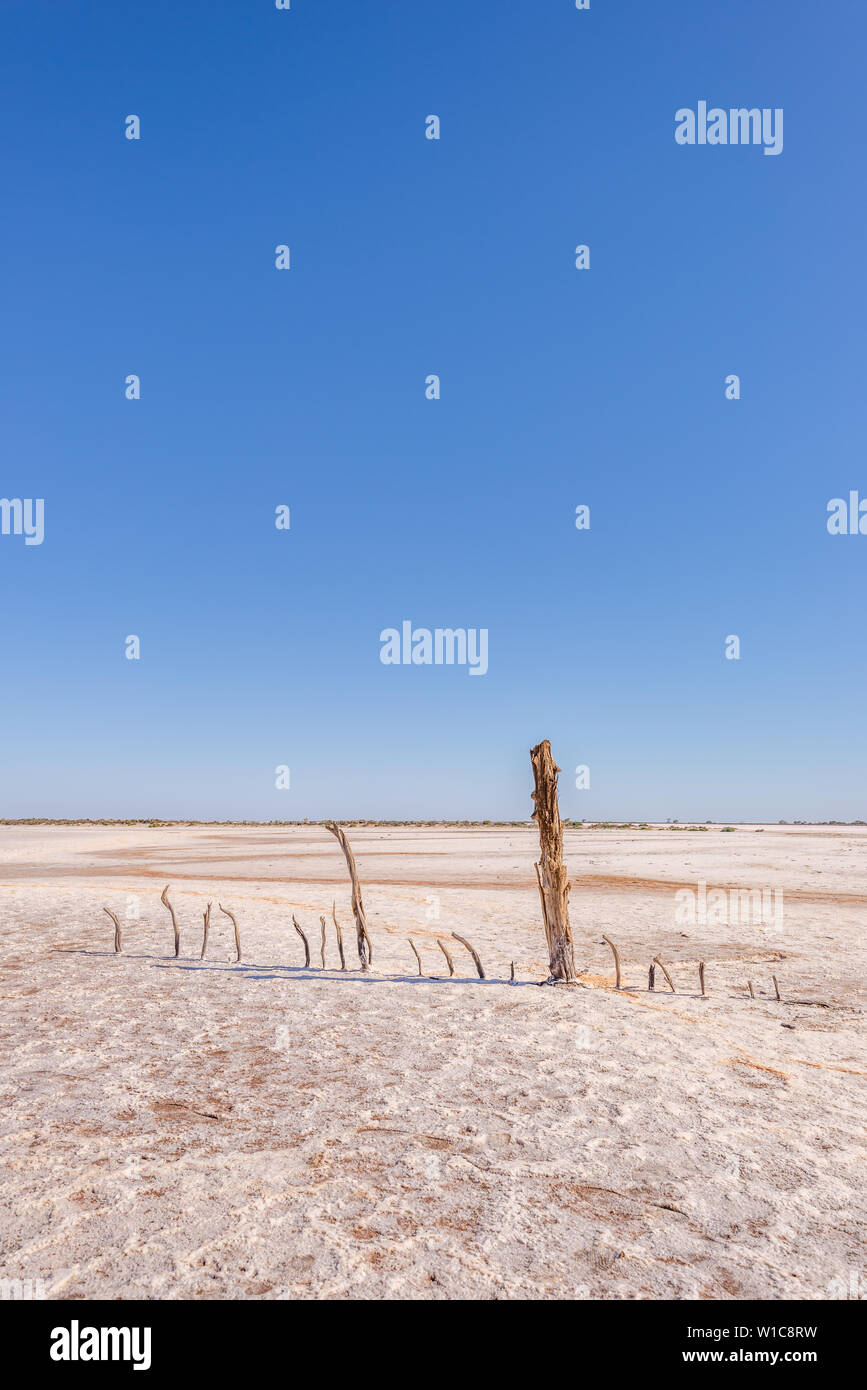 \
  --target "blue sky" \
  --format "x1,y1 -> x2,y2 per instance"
1,0 -> 865,821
